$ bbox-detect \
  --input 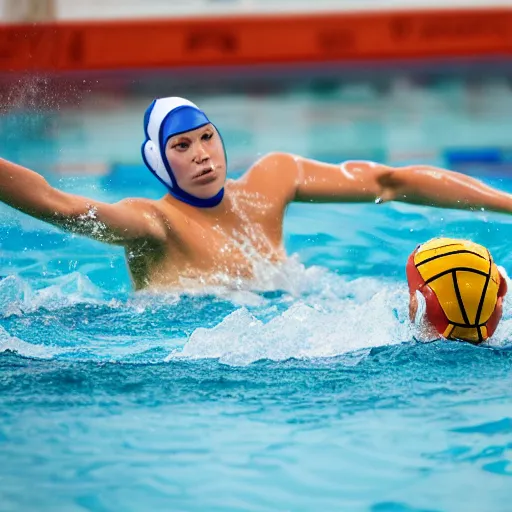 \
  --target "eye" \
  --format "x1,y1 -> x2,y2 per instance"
202,132 -> 213,141
172,141 -> 189,151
